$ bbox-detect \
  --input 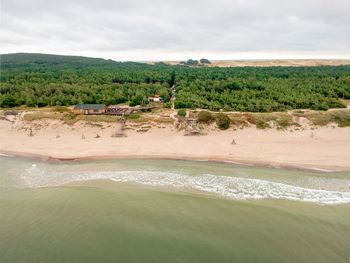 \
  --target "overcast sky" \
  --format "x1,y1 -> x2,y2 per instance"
1,0 -> 349,61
